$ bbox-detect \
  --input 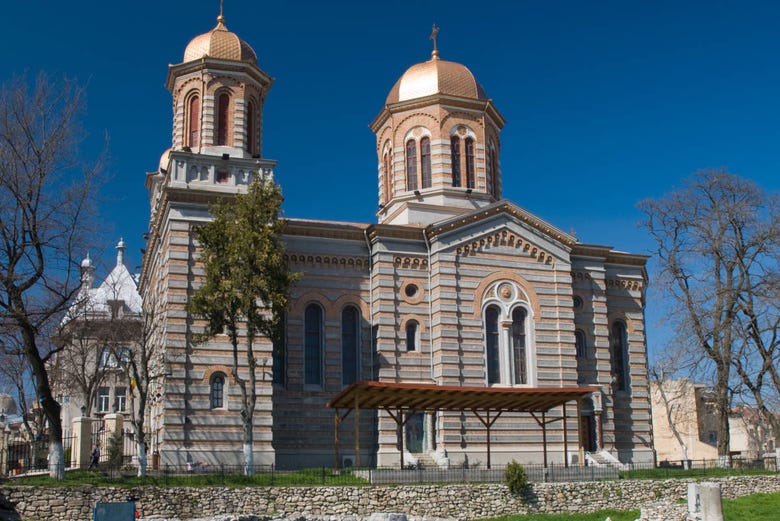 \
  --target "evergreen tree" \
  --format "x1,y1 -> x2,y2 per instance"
189,176 -> 298,475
